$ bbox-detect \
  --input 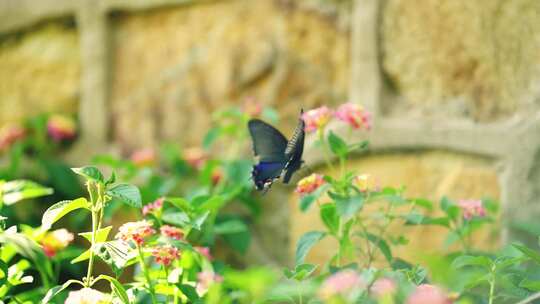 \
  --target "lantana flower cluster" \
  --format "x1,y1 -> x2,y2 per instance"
301,102 -> 371,133
457,199 -> 486,220
151,245 -> 180,266
142,197 -> 164,216
116,220 -> 156,246
40,228 -> 74,257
